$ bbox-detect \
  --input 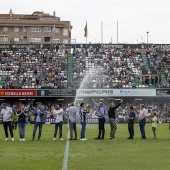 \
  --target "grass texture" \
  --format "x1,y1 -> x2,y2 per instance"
0,123 -> 170,170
